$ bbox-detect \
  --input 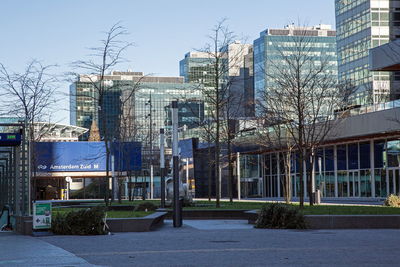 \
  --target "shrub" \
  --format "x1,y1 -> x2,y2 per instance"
135,202 -> 158,211
255,203 -> 307,229
384,194 -> 400,207
52,207 -> 107,235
